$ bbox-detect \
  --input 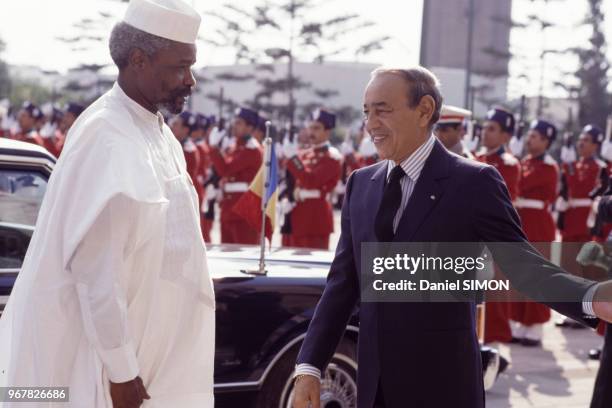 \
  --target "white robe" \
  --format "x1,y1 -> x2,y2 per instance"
0,83 -> 215,407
